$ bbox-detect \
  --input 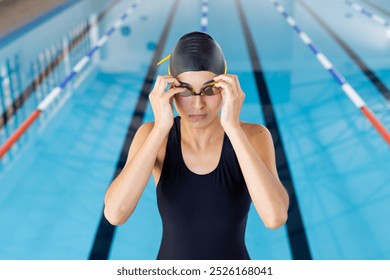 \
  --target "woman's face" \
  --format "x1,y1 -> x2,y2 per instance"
173,71 -> 222,128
